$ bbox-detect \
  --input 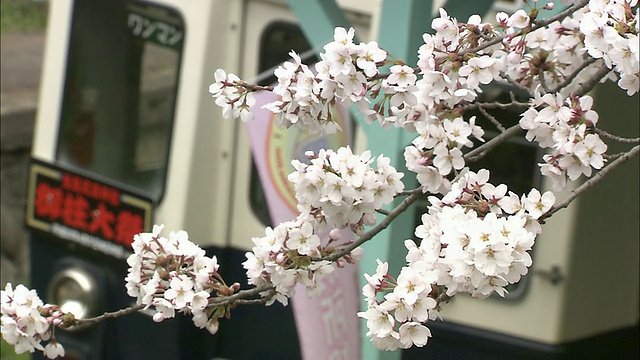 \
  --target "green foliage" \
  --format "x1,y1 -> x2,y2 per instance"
1,0 -> 48,33
1,337 -> 31,360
